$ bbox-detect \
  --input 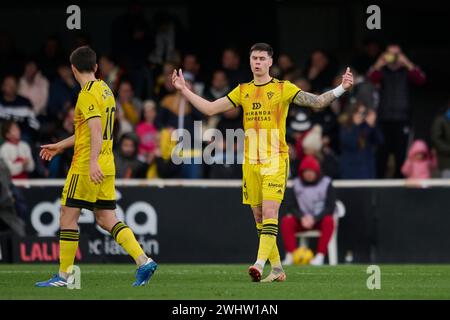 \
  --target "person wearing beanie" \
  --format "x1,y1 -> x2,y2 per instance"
281,155 -> 337,266
287,110 -> 313,177
301,124 -> 340,179
302,124 -> 323,155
